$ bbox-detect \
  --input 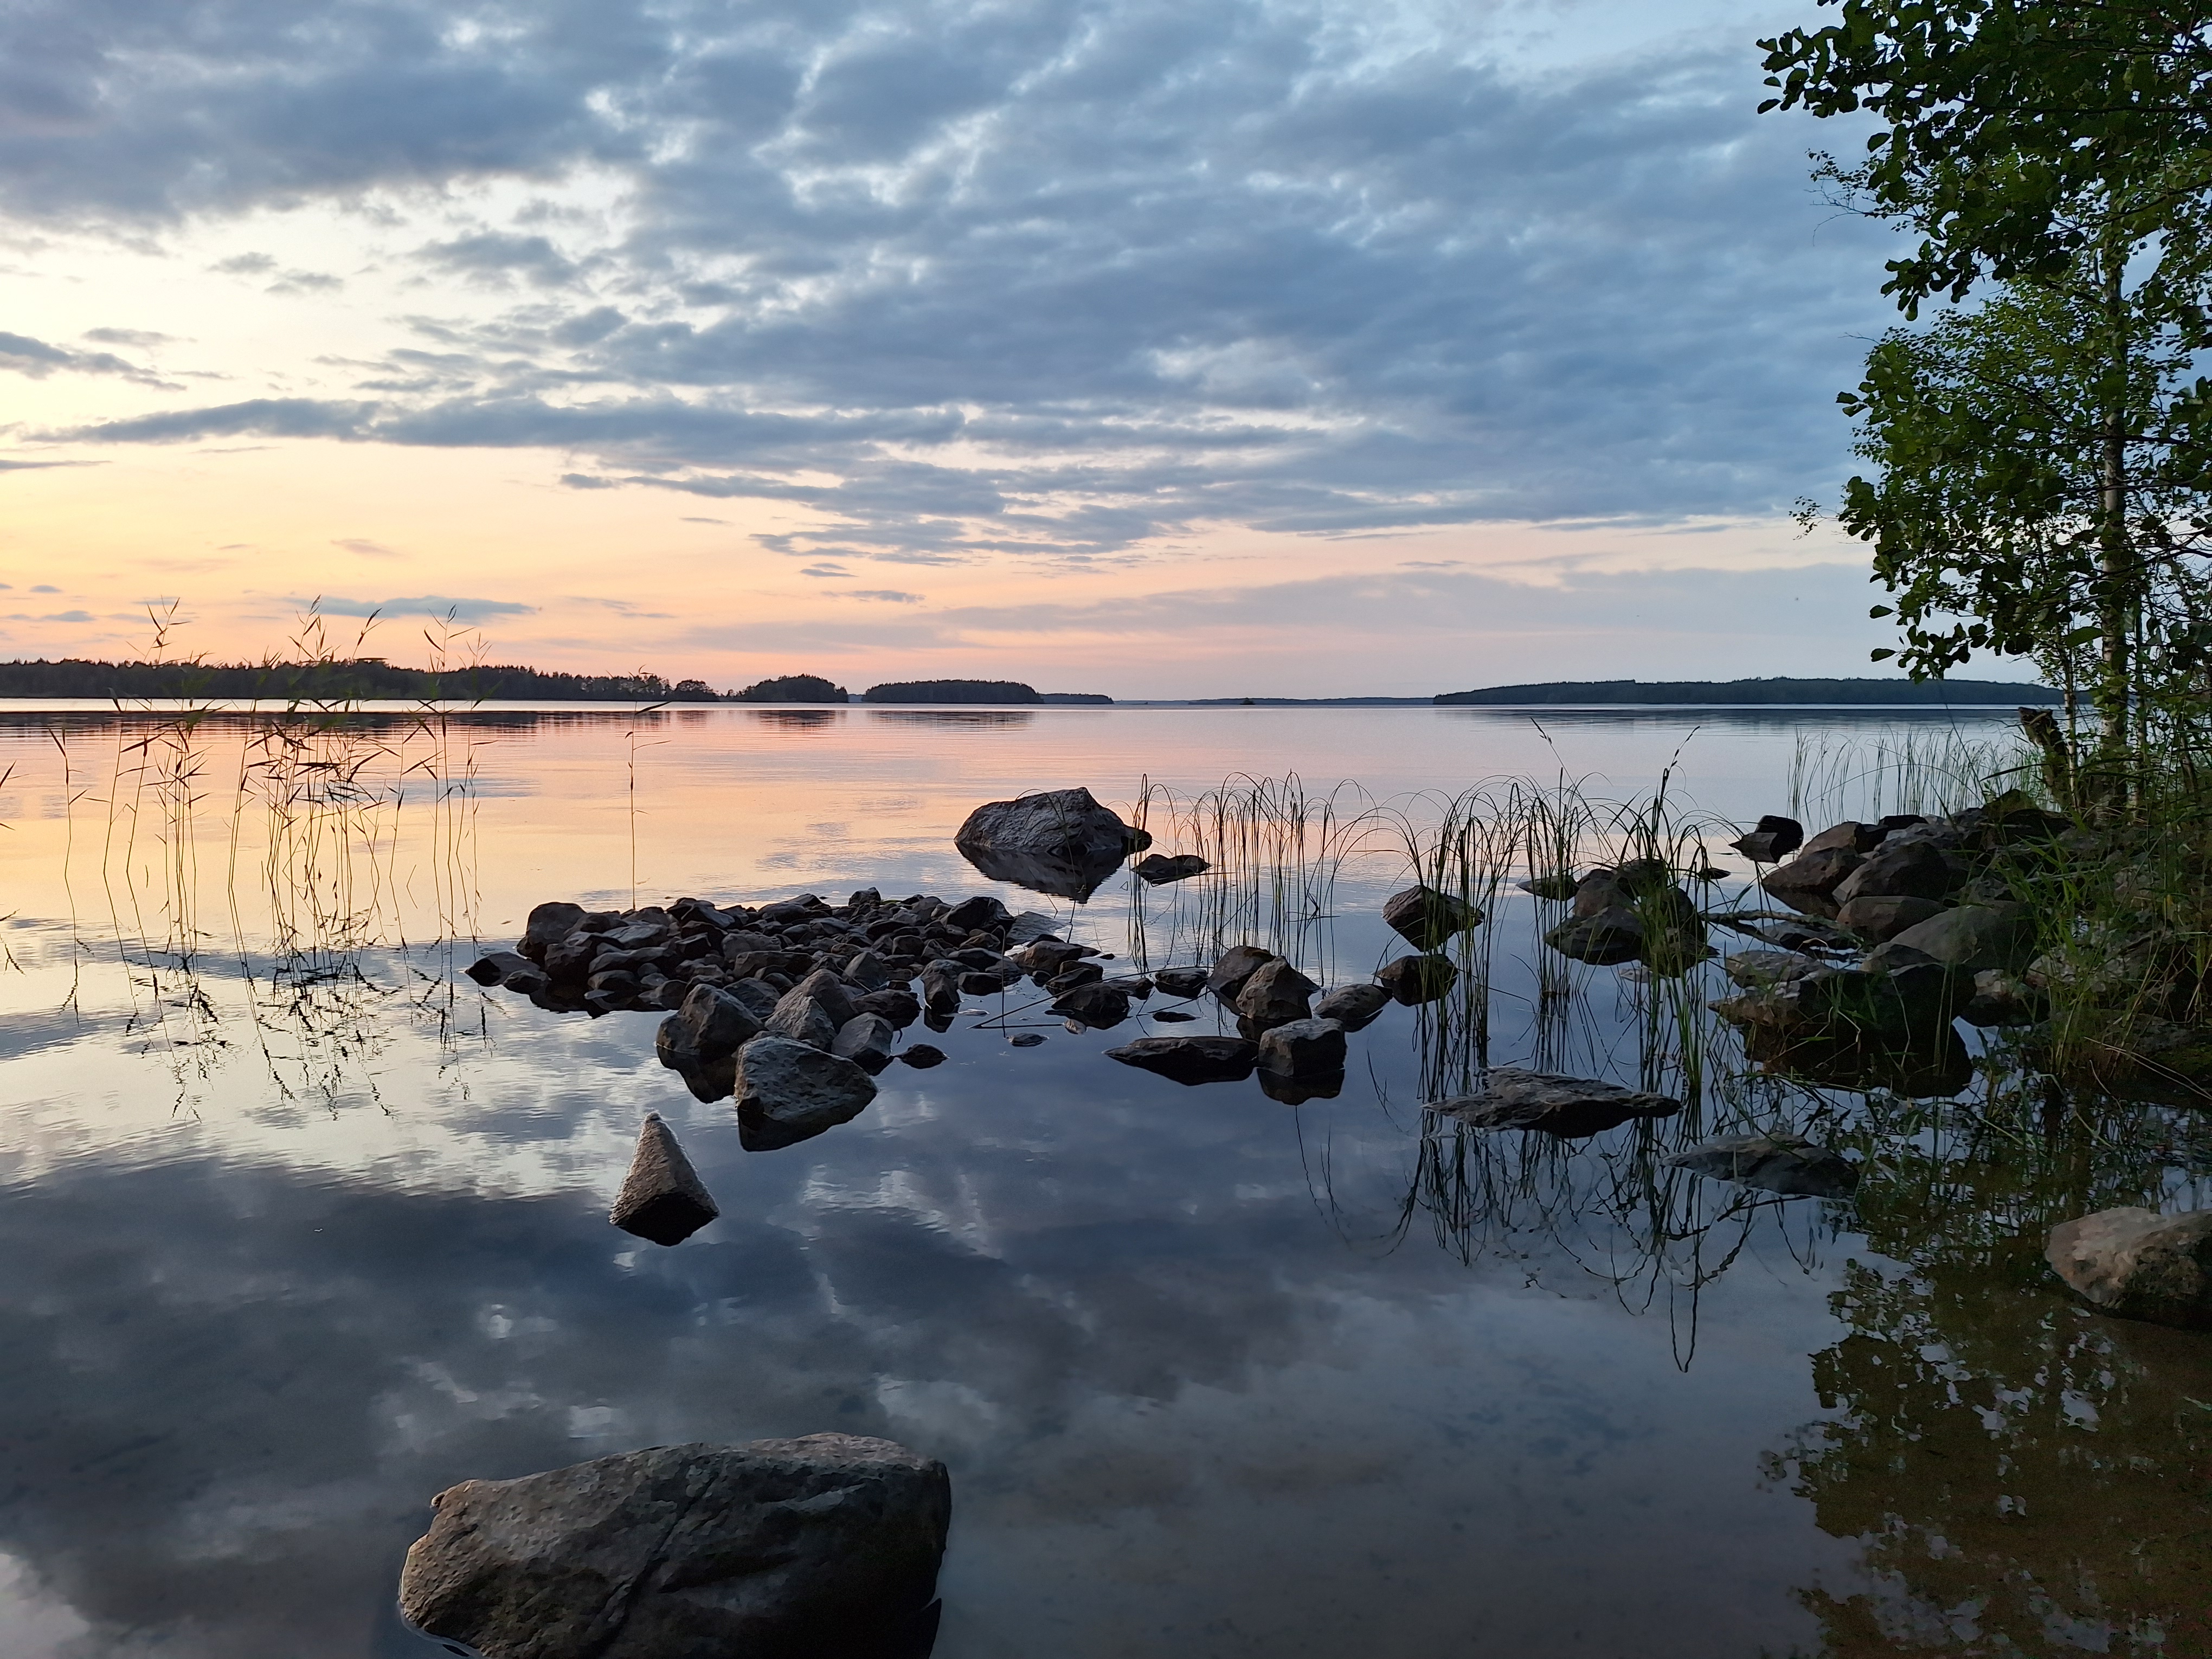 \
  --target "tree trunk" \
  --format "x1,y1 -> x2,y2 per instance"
2092,233 -> 2136,808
